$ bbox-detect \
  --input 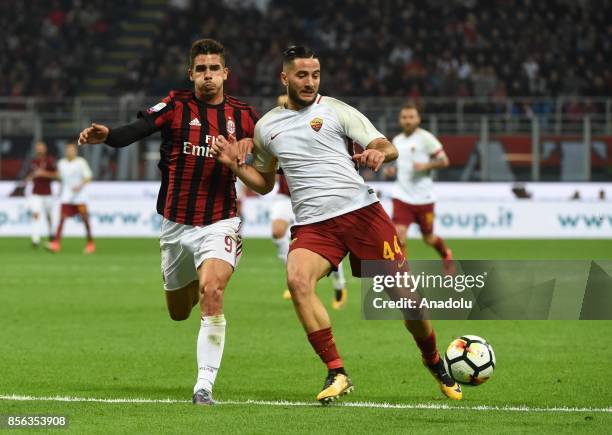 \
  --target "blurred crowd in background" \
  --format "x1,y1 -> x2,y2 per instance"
1,0 -> 611,105
0,0 -> 139,98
